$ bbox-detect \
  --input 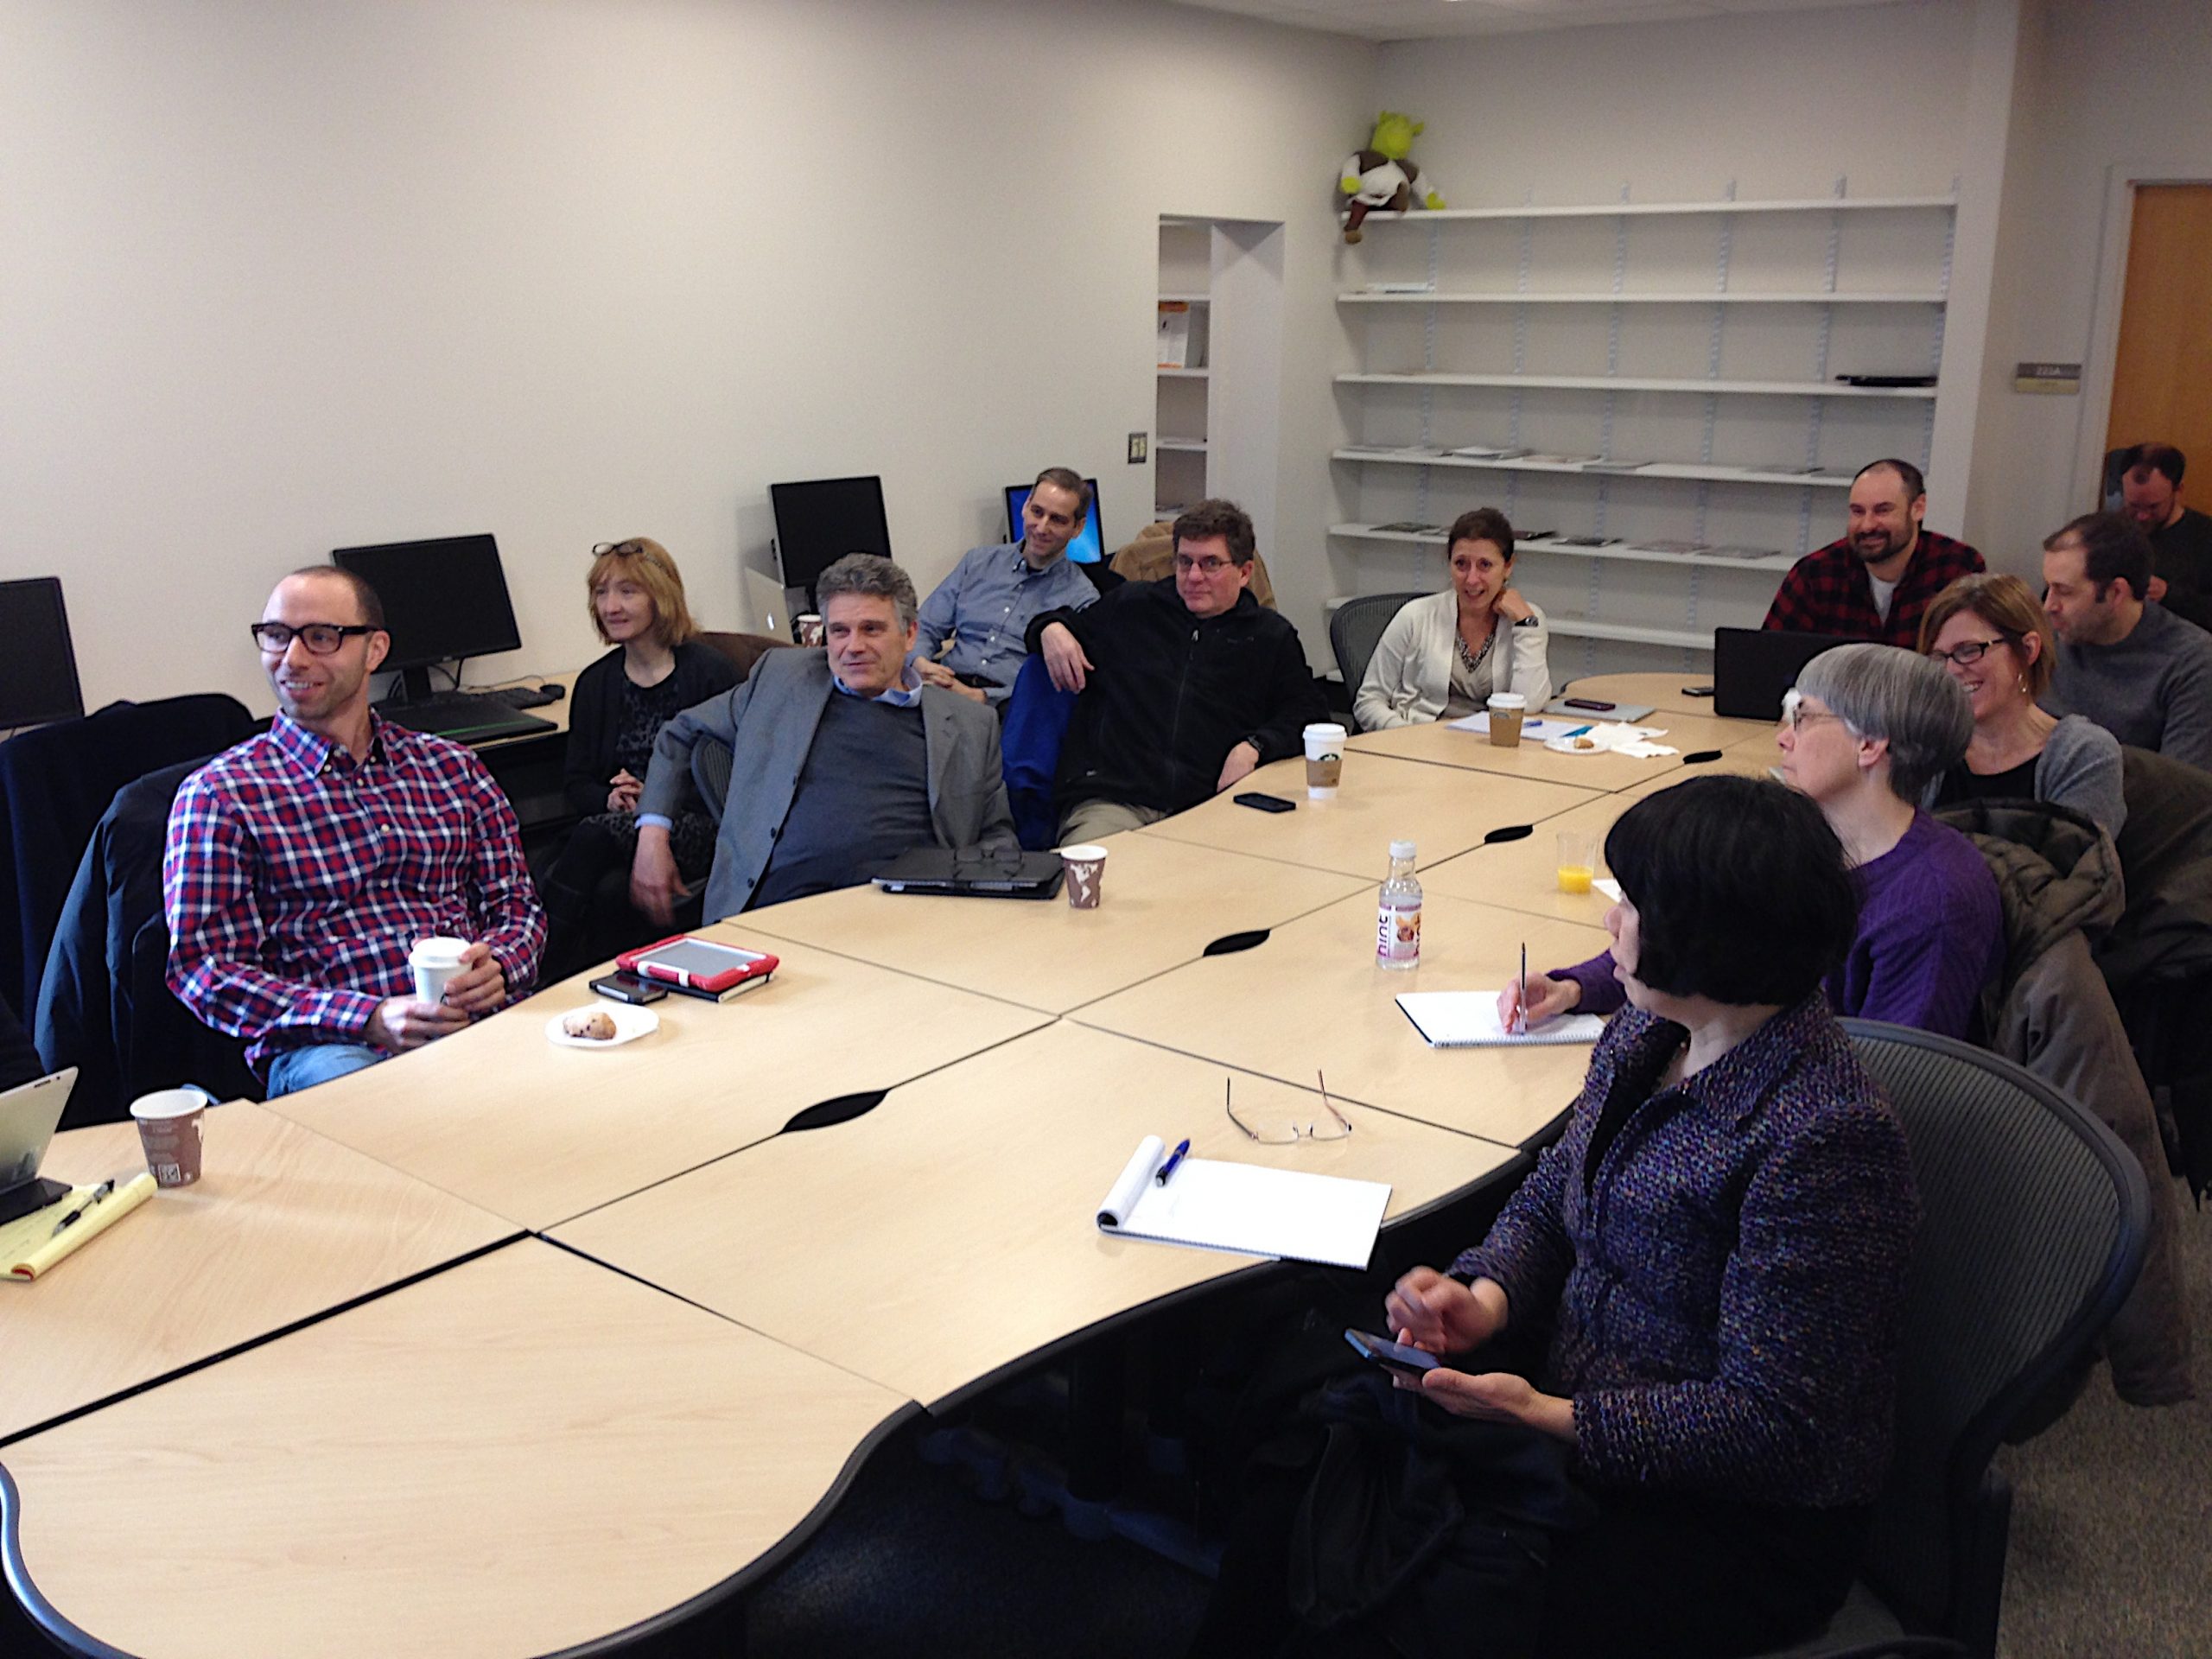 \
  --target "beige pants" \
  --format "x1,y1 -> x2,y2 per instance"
1058,798 -> 1168,845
